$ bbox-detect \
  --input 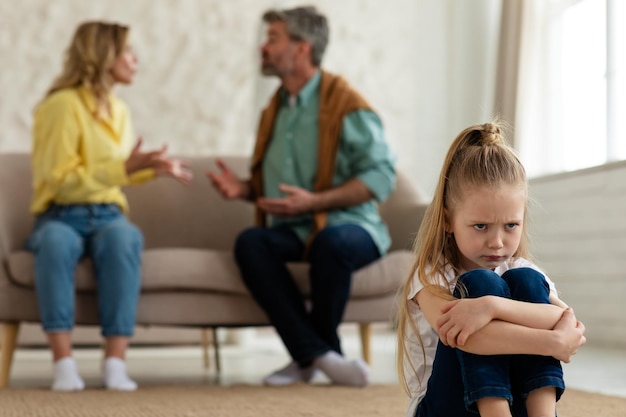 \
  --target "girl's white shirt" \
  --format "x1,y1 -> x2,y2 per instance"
403,258 -> 556,417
